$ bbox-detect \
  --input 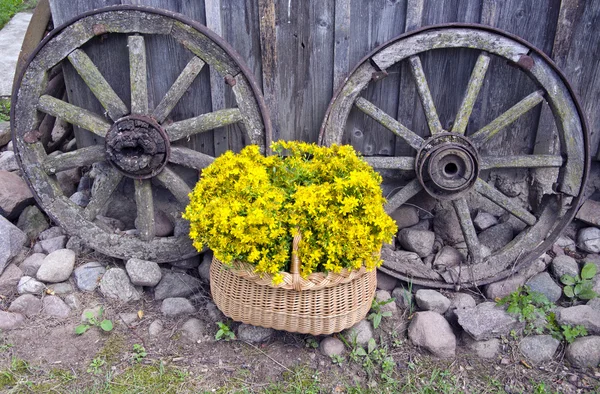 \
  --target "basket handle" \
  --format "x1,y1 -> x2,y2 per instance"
291,230 -> 302,291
